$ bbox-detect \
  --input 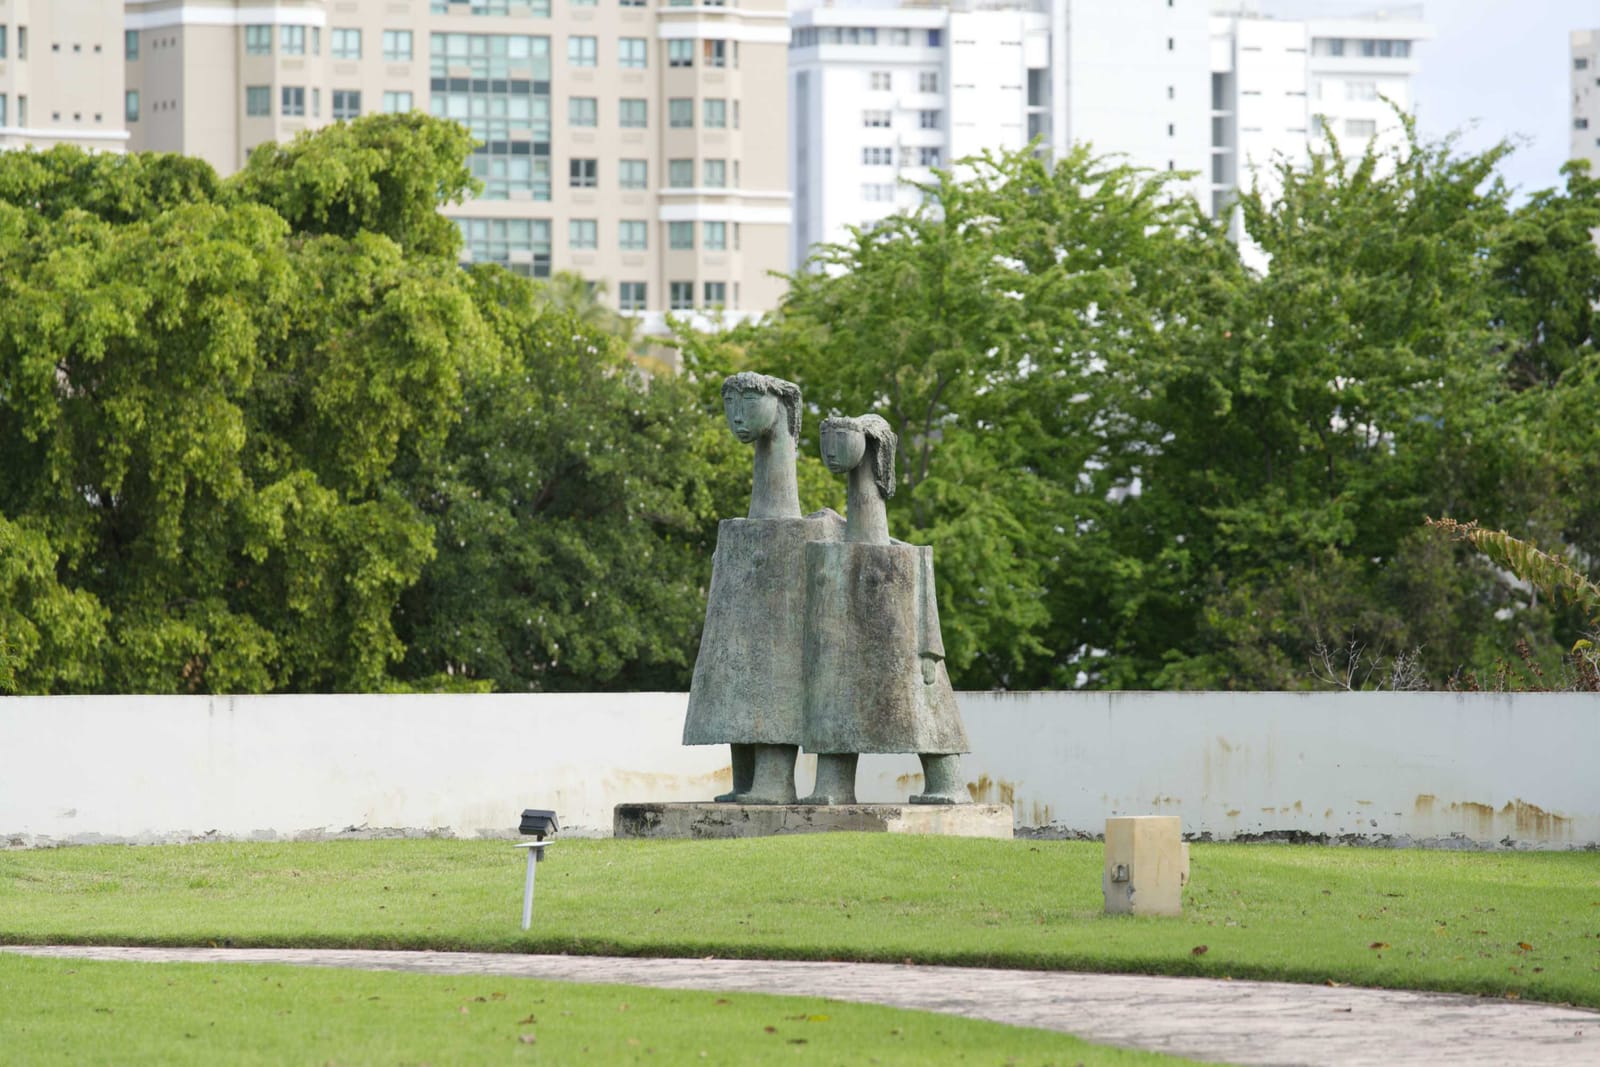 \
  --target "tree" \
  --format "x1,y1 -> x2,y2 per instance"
391,266 -> 750,691
681,146 -> 1244,687
0,117 -> 492,692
